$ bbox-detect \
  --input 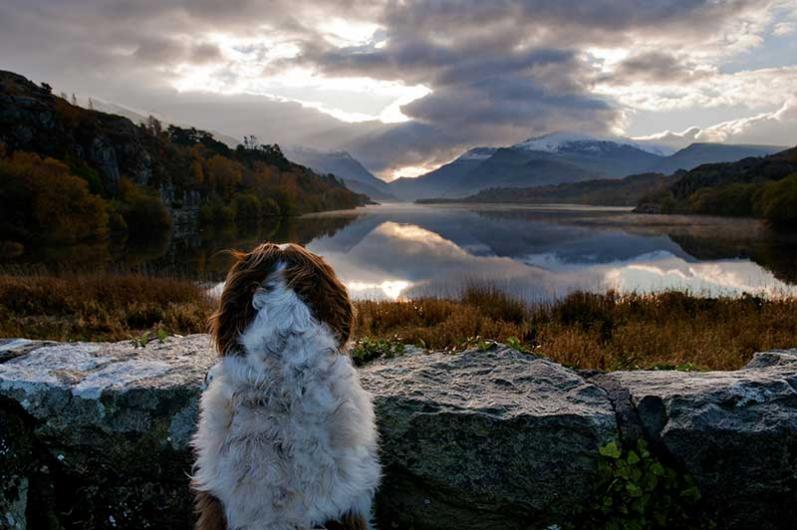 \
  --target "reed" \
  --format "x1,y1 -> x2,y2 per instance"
2,273 -> 796,370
